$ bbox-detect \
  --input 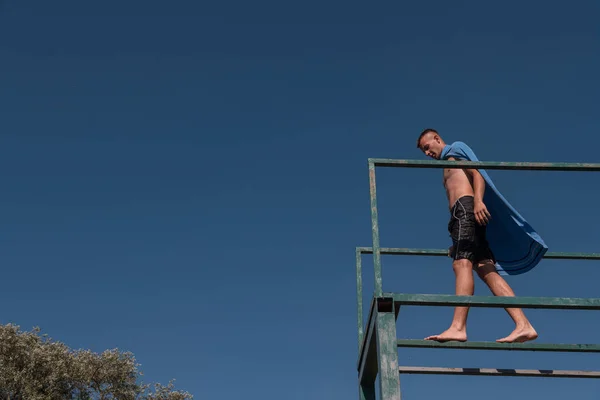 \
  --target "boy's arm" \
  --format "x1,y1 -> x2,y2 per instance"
468,168 -> 485,203
465,168 -> 491,225
447,142 -> 491,225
